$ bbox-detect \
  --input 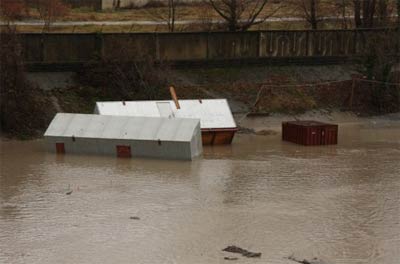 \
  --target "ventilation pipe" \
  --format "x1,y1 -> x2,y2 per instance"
170,86 -> 180,109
